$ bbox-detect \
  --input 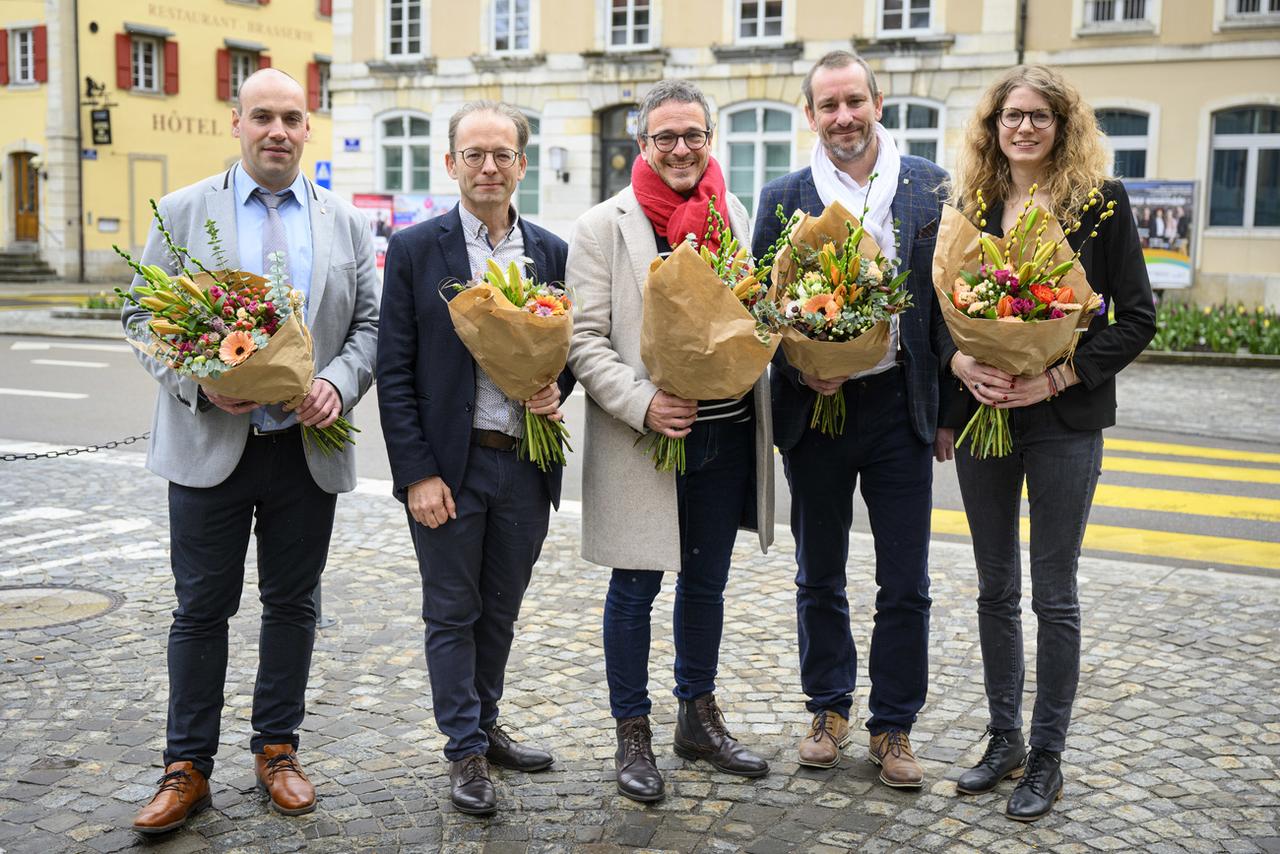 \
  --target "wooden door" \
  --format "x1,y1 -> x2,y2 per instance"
12,153 -> 38,242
